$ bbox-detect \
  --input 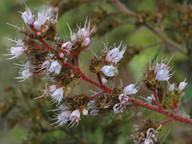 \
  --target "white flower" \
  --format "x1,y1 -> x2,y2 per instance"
15,62 -> 33,82
155,61 -> 173,81
5,39 -> 24,59
55,111 -> 71,126
123,84 -> 139,95
146,94 -> 155,104
48,60 -> 62,75
51,87 -> 64,103
33,9 -> 50,30
9,46 -> 24,59
168,83 -> 175,91
118,93 -> 129,104
76,19 -> 93,40
156,69 -> 171,81
144,128 -> 156,144
101,65 -> 117,77
69,109 -> 81,127
21,6 -> 34,25
105,43 -> 126,64
49,85 -> 57,93
178,79 -> 187,91
144,138 -> 154,144
16,68 -> 33,82
61,42 -> 73,54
